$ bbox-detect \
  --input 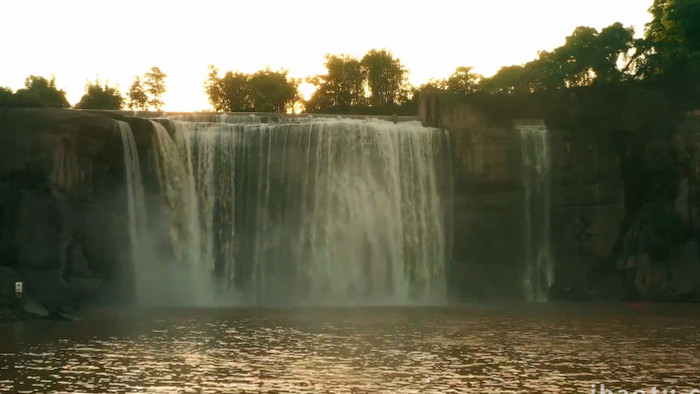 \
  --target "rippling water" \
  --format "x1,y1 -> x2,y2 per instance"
1,305 -> 699,393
